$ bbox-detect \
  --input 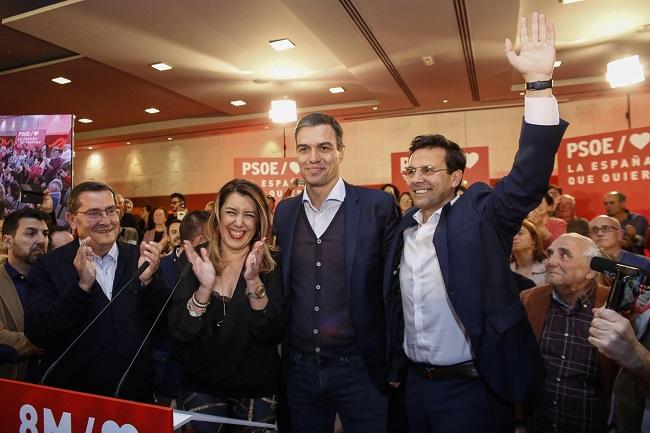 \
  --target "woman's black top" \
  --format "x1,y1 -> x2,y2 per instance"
168,248 -> 284,398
